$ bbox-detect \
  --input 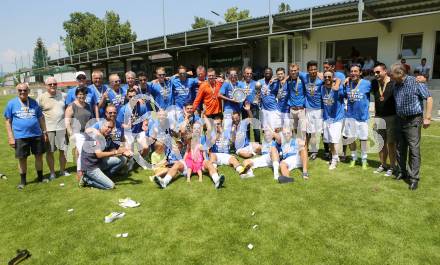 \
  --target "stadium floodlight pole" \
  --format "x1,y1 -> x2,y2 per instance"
163,0 -> 167,48
269,0 -> 273,34
104,17 -> 109,57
